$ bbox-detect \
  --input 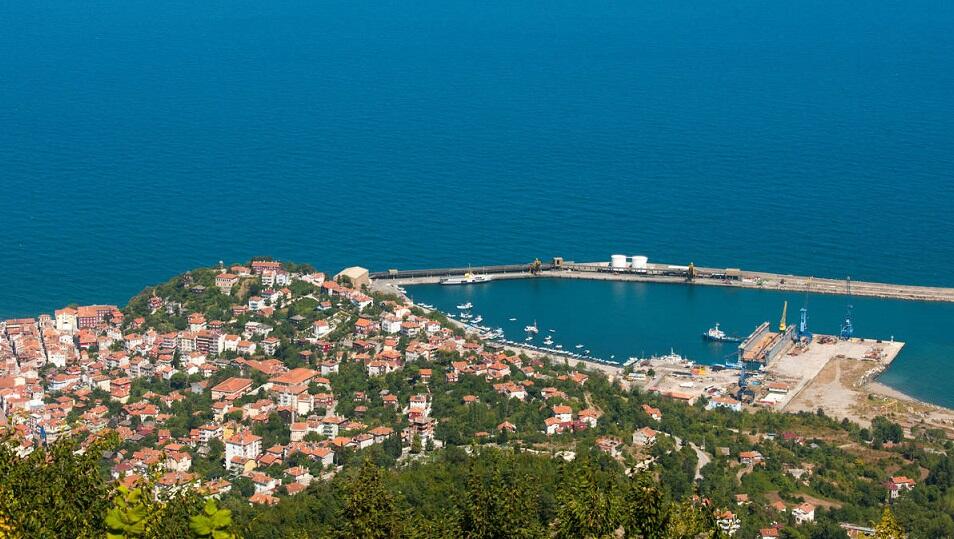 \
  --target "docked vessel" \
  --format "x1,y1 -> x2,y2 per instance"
441,272 -> 494,285
701,323 -> 742,343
